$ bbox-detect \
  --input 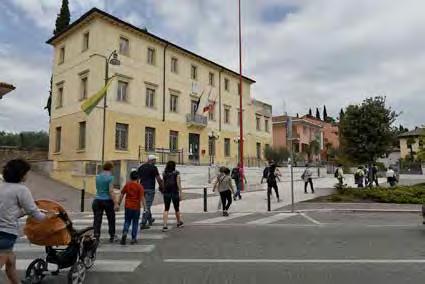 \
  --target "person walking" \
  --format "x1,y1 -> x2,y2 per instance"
354,166 -> 365,188
364,165 -> 369,186
262,162 -> 281,202
119,171 -> 146,245
231,163 -> 247,201
368,164 -> 379,187
138,155 -> 163,230
213,167 -> 235,216
302,164 -> 315,194
386,167 -> 397,187
162,161 -> 184,232
335,164 -> 345,188
92,161 -> 119,243
0,159 -> 49,284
